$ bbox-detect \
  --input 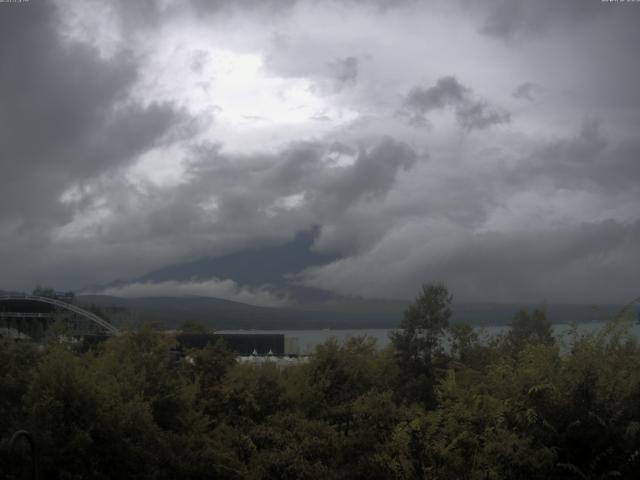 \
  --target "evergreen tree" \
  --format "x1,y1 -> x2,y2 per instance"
390,282 -> 452,407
